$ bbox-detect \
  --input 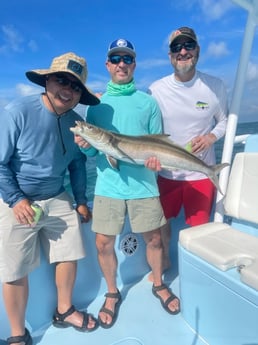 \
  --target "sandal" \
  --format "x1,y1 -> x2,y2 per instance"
152,284 -> 180,315
7,328 -> 32,345
98,290 -> 122,329
53,305 -> 98,332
